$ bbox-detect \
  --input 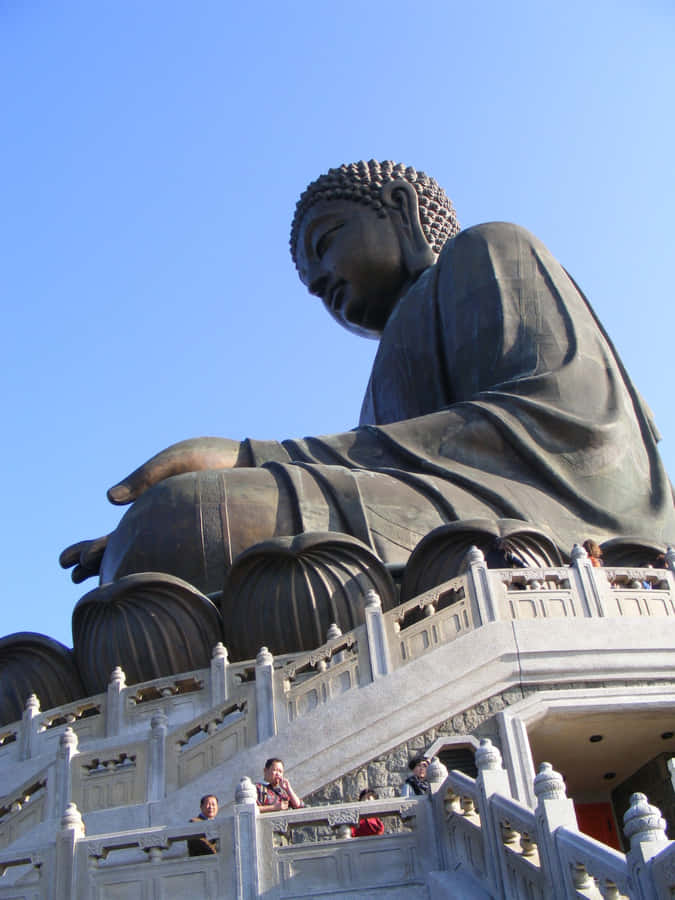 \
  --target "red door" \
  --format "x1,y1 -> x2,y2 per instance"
575,802 -> 621,850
